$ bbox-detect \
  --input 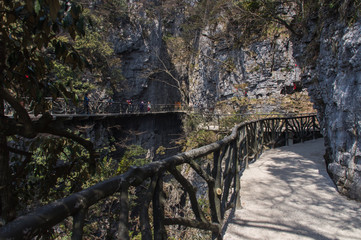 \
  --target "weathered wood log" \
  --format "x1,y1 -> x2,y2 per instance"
189,159 -> 215,184
164,217 -> 220,232
0,114 -> 320,240
140,175 -> 158,240
72,207 -> 87,240
221,141 -> 236,219
168,167 -> 207,223
115,185 -> 130,240
153,173 -> 167,240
